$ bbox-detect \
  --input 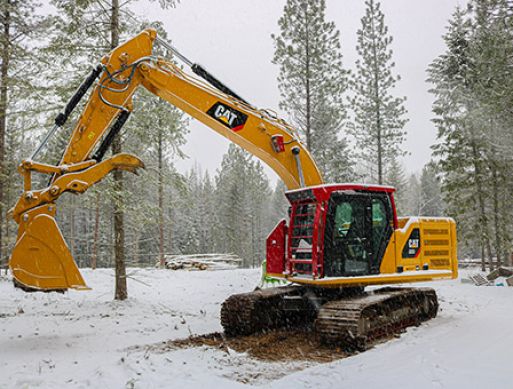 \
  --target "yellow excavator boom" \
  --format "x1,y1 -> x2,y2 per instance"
8,29 -> 323,291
